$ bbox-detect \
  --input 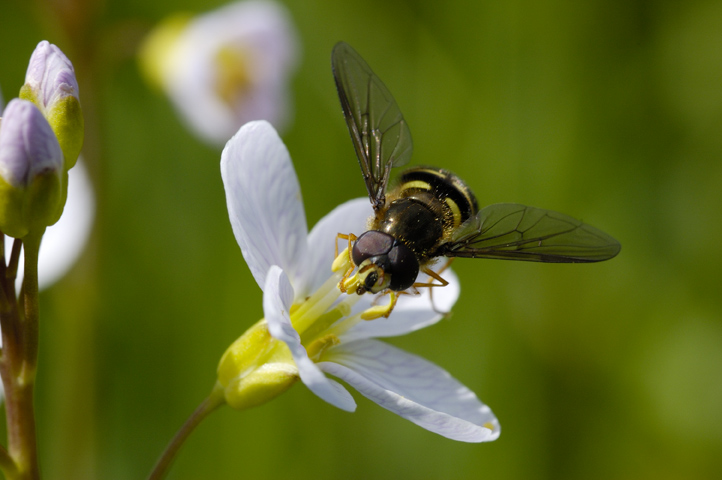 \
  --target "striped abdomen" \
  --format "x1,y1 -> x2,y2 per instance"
373,167 -> 479,260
